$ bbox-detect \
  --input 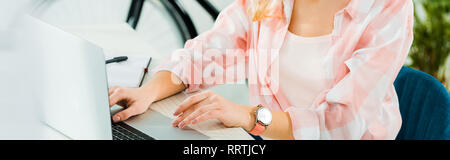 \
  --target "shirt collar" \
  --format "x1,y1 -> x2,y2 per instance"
344,0 -> 375,19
